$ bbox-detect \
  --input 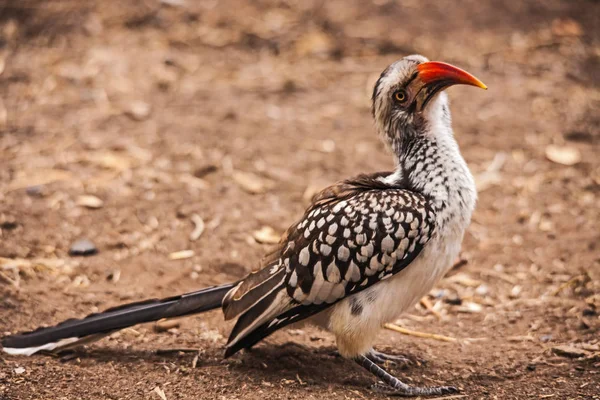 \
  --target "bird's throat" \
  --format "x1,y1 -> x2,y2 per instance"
394,132 -> 476,230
